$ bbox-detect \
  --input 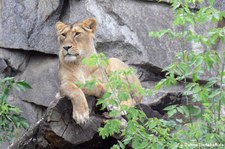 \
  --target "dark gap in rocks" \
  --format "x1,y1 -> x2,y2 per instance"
72,133 -> 118,149
3,59 -> 20,77
58,0 -> 69,20
135,0 -> 200,11
27,49 -> 58,58
132,63 -> 208,86
134,0 -> 171,7
94,100 -> 108,116
150,93 -> 183,115
0,48 -> 58,78
0,47 -> 58,58
0,59 -> 13,77
0,47 -> 32,77
131,63 -> 164,82
0,59 -> 8,70
51,0 -> 64,20
44,0 -> 65,26
43,130 -> 119,149
22,99 -> 47,112
137,104 -> 162,118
